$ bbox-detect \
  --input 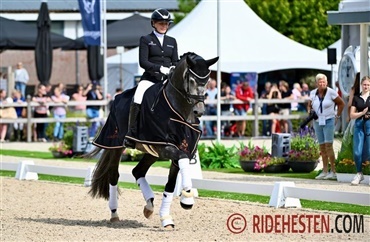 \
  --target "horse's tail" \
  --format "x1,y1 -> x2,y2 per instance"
87,147 -> 124,200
